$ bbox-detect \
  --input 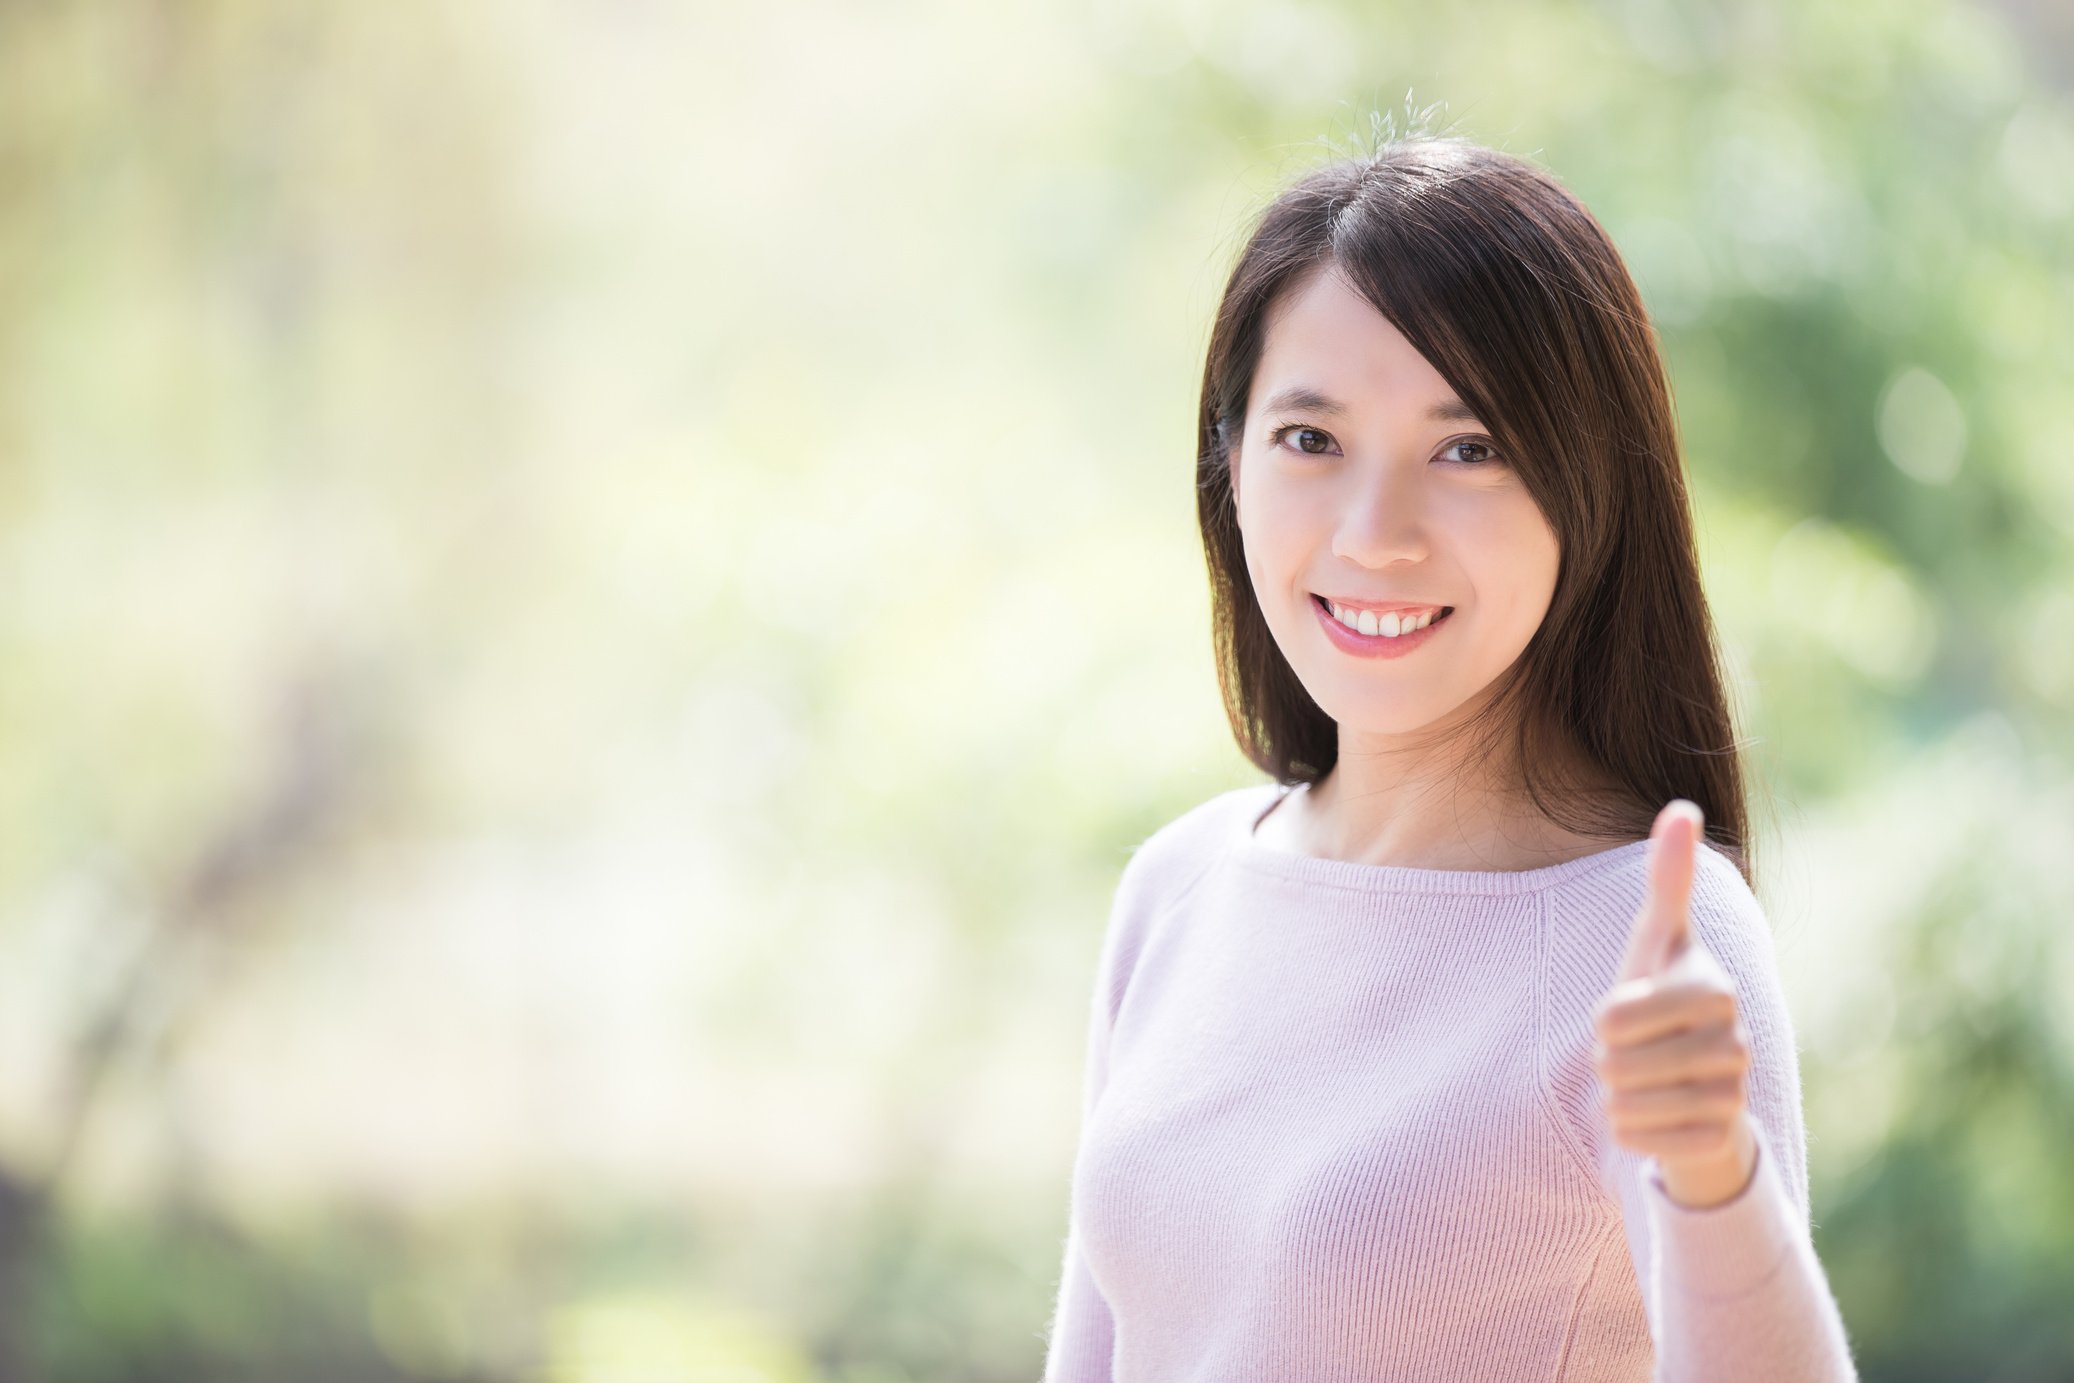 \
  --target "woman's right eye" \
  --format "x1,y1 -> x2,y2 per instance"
1275,426 -> 1337,455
